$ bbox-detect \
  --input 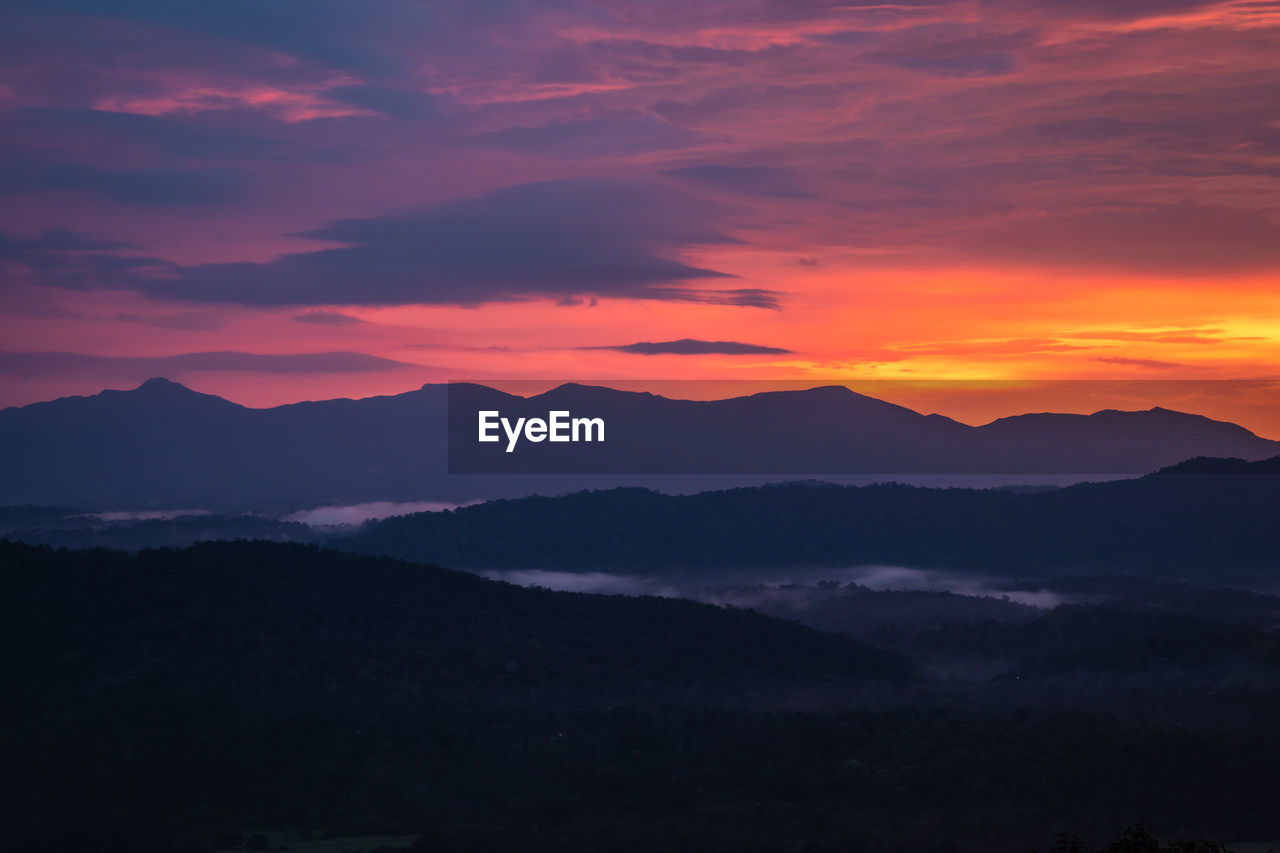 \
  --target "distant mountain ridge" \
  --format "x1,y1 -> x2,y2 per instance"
1,378 -> 1277,507
1156,454 -> 1280,474
343,465 -> 1280,578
